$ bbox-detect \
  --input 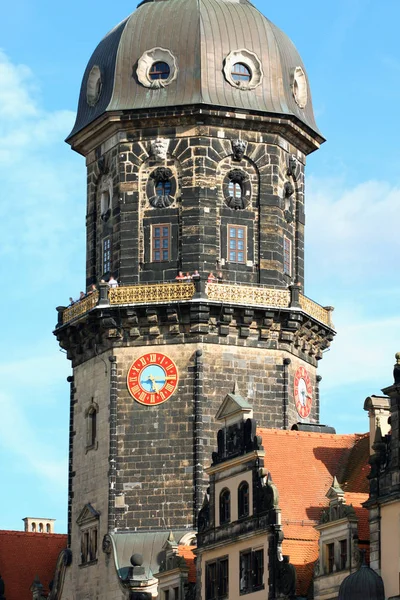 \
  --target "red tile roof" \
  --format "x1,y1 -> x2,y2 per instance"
177,545 -> 196,583
0,531 -> 67,600
258,429 -> 370,598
